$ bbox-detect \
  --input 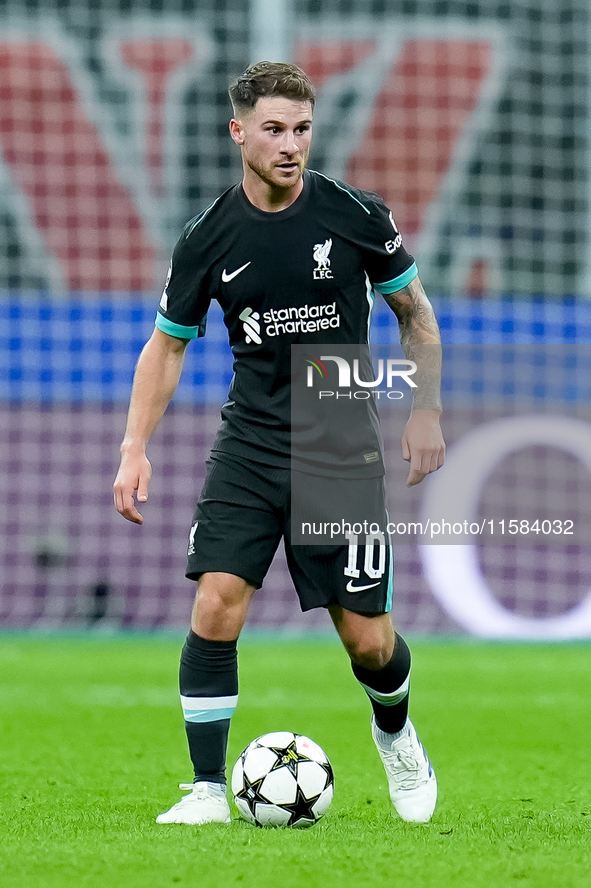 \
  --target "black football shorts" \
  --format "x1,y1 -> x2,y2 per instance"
186,452 -> 394,614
